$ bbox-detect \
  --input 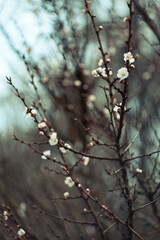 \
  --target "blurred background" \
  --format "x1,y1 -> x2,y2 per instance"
0,0 -> 160,239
